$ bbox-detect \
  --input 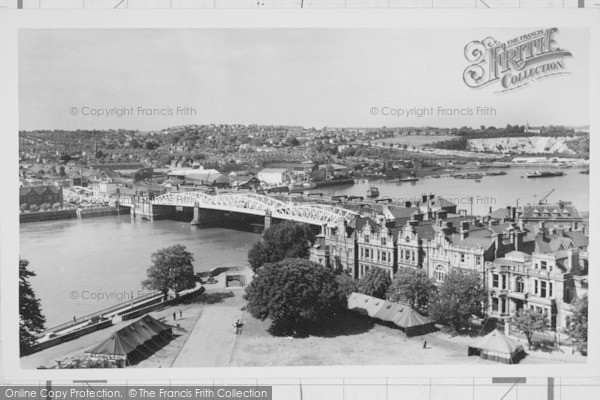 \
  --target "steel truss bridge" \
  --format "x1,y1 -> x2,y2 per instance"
151,192 -> 358,226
